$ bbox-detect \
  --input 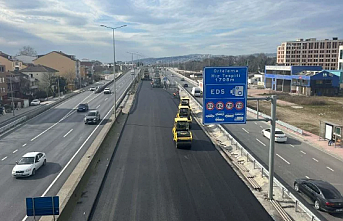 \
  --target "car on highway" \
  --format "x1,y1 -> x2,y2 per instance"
191,87 -> 202,97
261,128 -> 287,142
77,103 -> 89,112
89,87 -> 96,91
180,77 -> 185,81
30,99 -> 41,106
12,152 -> 46,177
183,83 -> 188,87
294,179 -> 343,213
84,110 -> 100,124
171,74 -> 175,77
103,88 -> 111,94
